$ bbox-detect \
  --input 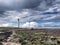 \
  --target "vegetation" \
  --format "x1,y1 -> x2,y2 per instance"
13,30 -> 60,45
0,29 -> 60,45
